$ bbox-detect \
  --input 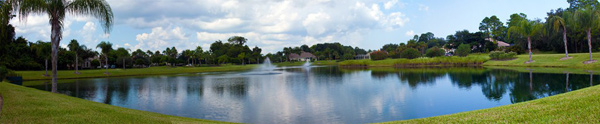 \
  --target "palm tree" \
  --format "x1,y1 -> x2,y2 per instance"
68,39 -> 81,74
31,41 -> 50,76
12,0 -> 113,93
550,12 -> 571,59
195,46 -> 203,66
508,19 -> 543,63
96,41 -> 112,74
574,6 -> 600,62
